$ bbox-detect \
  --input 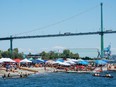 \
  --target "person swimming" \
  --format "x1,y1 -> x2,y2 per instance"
2,73 -> 6,79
